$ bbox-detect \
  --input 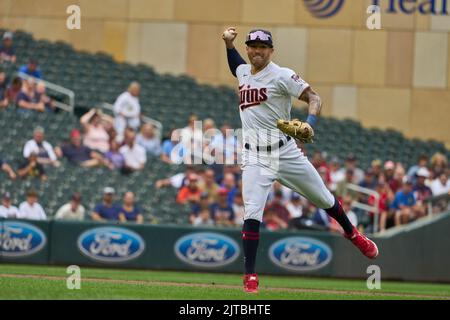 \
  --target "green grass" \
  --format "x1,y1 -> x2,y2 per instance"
0,264 -> 449,300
